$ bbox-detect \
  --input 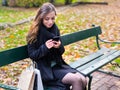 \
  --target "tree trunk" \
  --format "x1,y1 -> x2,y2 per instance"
65,0 -> 72,5
49,0 -> 54,3
2,0 -> 8,6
